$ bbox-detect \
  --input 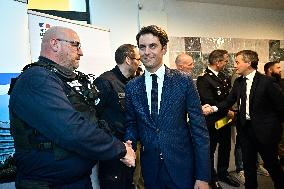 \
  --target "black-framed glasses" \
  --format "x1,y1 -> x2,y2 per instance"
56,38 -> 81,50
